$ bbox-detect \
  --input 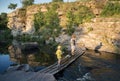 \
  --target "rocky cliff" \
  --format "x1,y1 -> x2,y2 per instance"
7,1 -> 120,54
76,17 -> 120,54
7,1 -> 105,36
